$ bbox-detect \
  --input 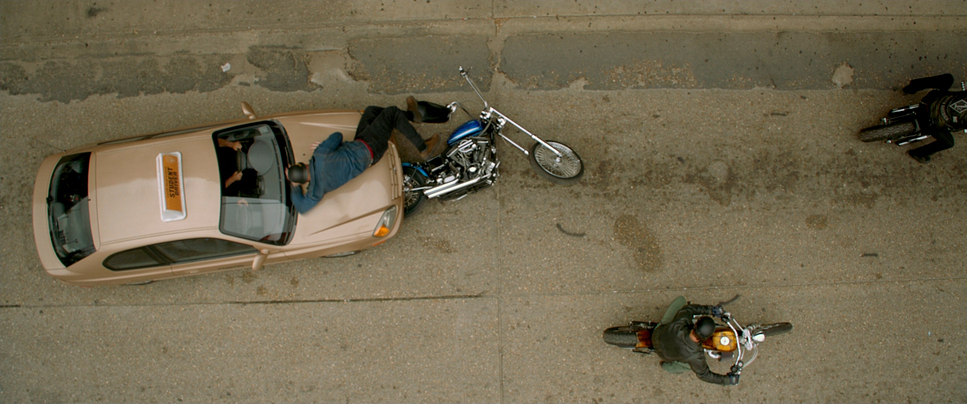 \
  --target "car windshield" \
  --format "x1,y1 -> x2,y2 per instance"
47,153 -> 96,267
214,122 -> 295,245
